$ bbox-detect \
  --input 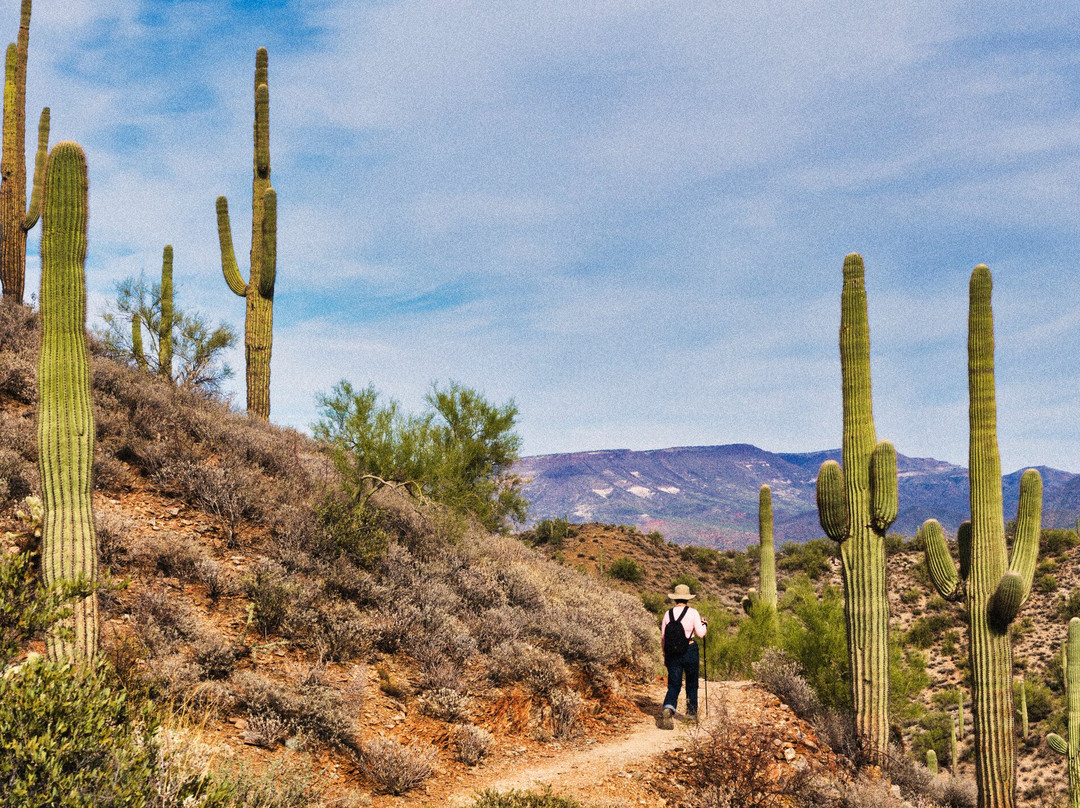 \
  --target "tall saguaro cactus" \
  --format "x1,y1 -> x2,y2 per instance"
158,244 -> 173,378
1048,618 -> 1080,808
0,0 -> 49,302
815,253 -> 898,764
758,484 -> 777,613
216,47 -> 276,419
37,141 -> 97,660
920,264 -> 1041,808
